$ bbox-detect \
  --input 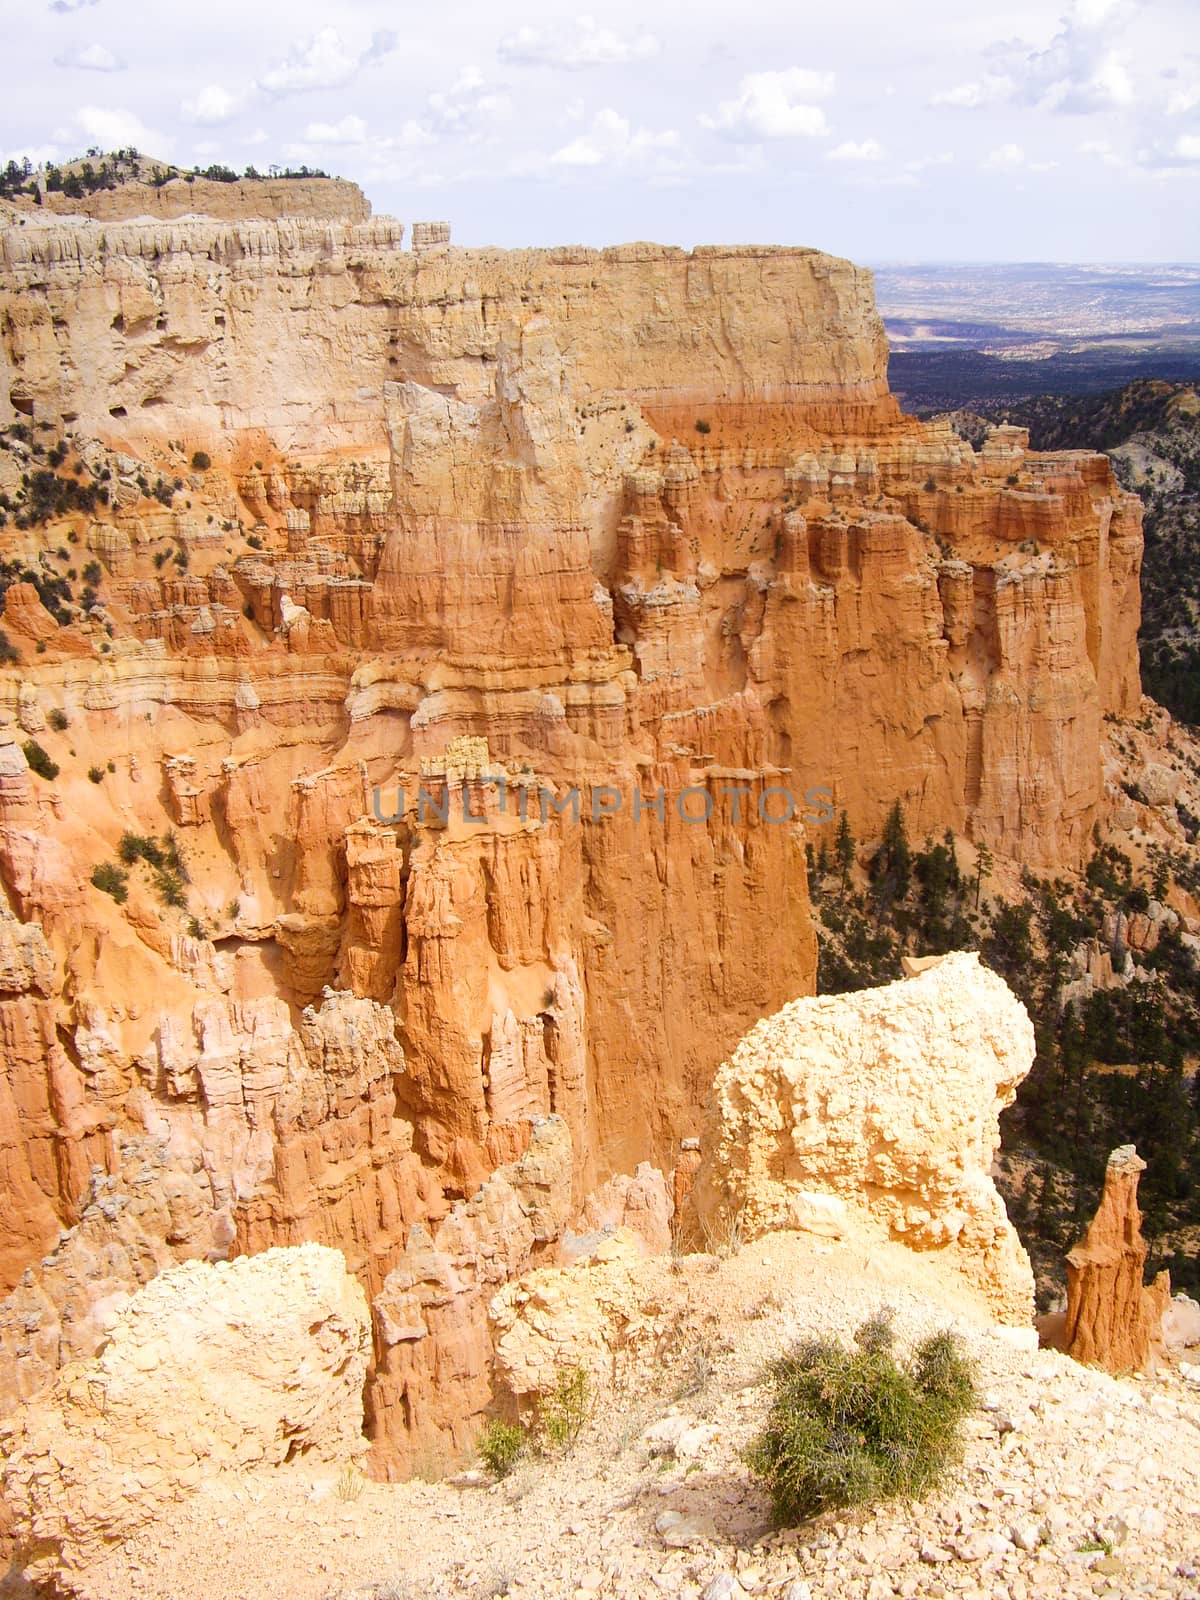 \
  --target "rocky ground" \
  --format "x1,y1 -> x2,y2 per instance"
34,1226 -> 1198,1600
